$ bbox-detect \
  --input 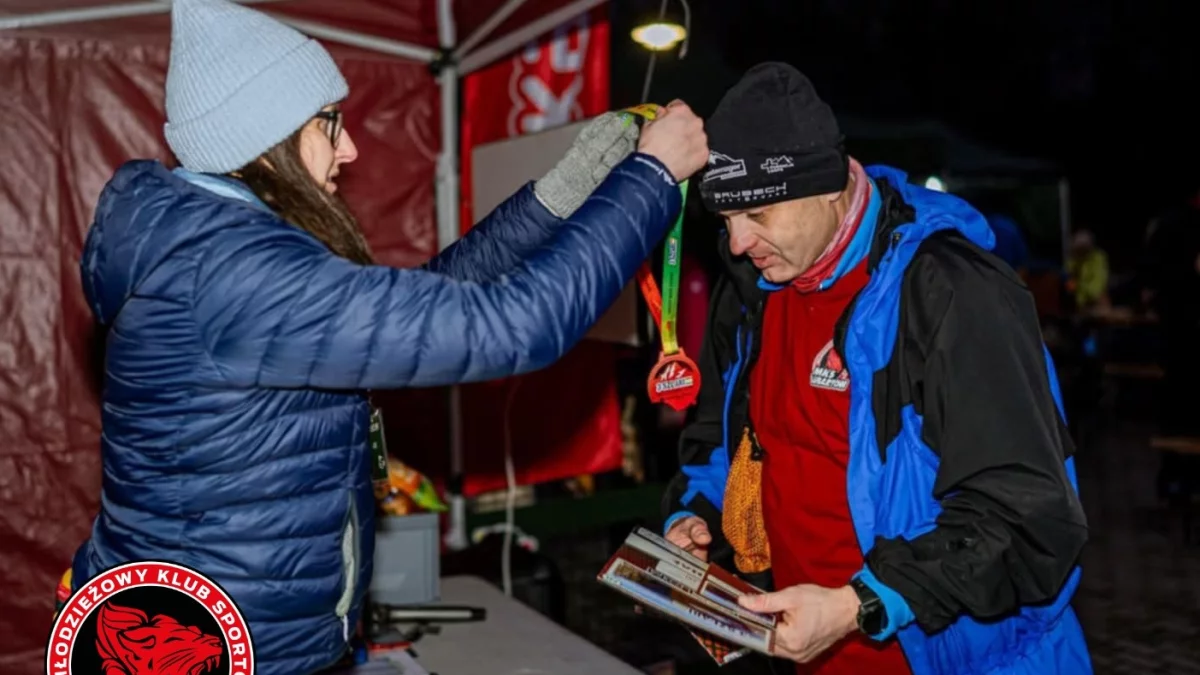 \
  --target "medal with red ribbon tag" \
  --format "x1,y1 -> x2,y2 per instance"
621,104 -> 700,410
637,220 -> 701,411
